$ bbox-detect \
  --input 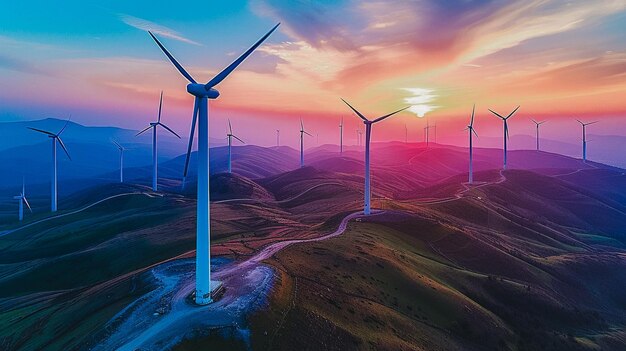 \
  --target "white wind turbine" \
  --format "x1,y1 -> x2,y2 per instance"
341,98 -> 408,215
226,119 -> 244,173
112,140 -> 127,183
488,106 -> 520,170
28,118 -> 71,212
576,119 -> 598,162
136,91 -> 181,191
465,105 -> 478,184
13,179 -> 32,221
339,116 -> 343,155
405,123 -> 408,143
299,118 -> 312,168
531,119 -> 546,151
149,23 -> 279,305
